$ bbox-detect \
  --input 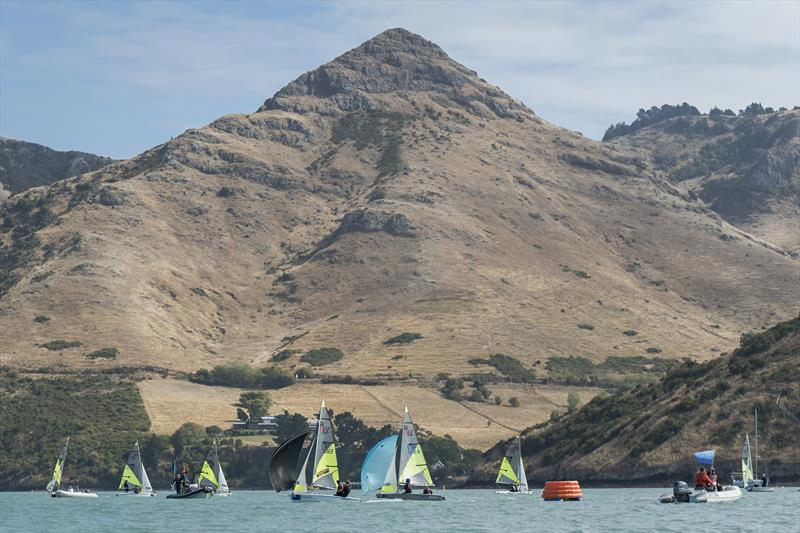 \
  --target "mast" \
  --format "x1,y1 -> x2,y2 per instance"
754,407 -> 759,479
